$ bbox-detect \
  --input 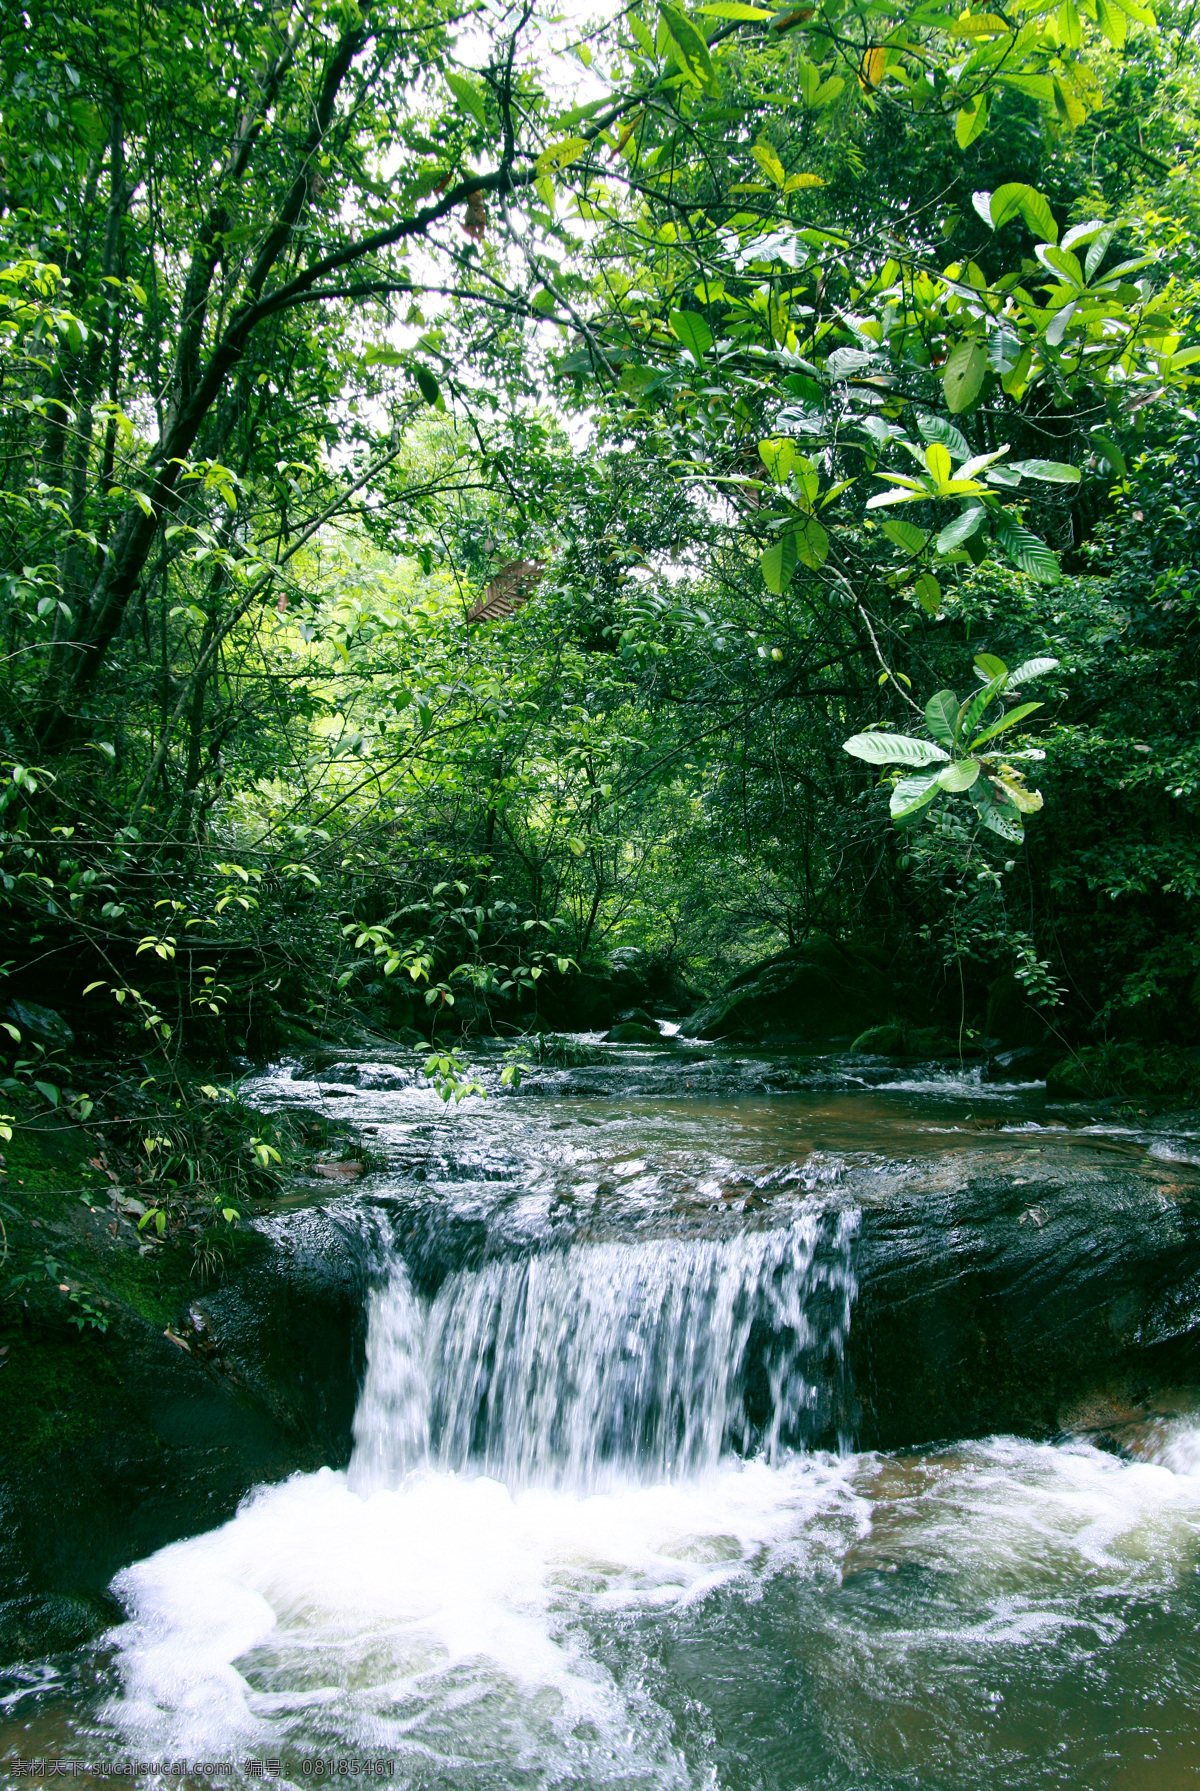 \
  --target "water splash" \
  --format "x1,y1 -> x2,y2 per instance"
350,1208 -> 858,1494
